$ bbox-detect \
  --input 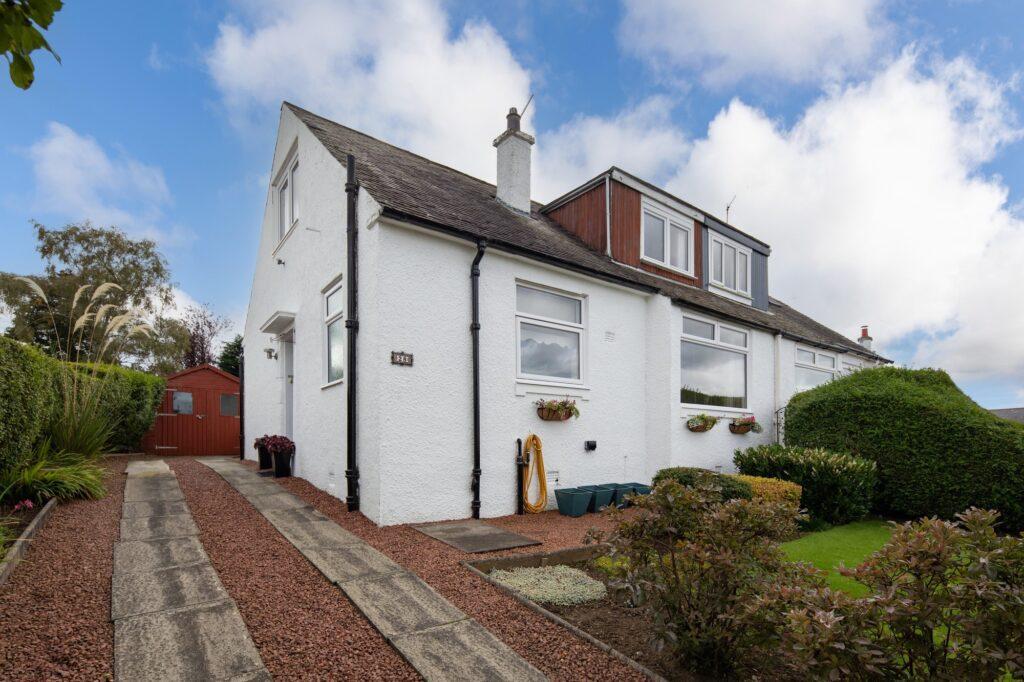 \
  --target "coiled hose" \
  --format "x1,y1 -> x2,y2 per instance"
522,434 -> 547,513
